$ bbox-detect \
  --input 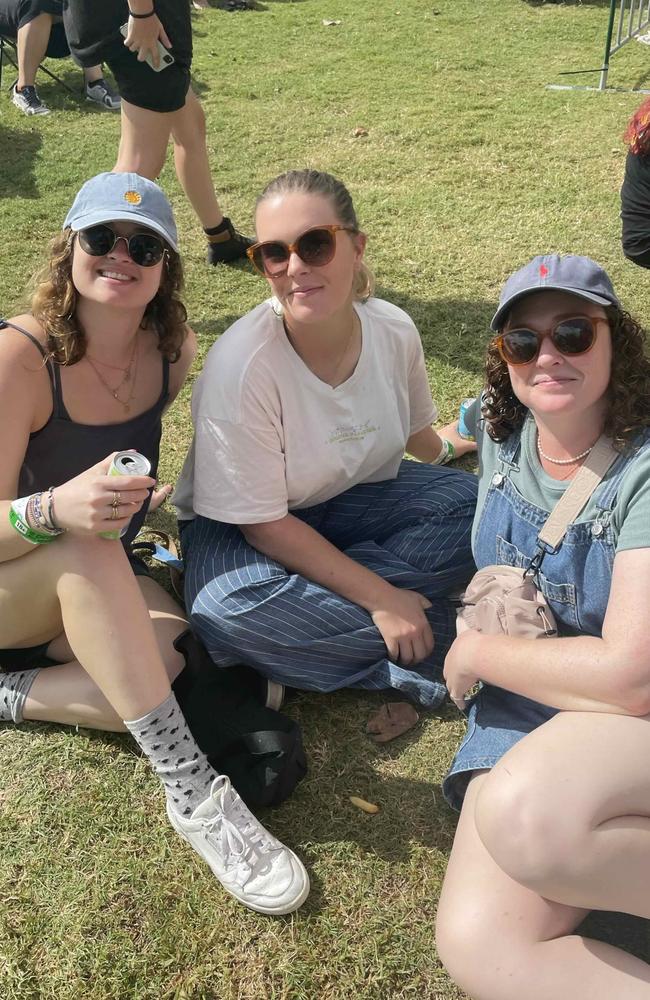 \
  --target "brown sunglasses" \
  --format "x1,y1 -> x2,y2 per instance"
247,224 -> 356,277
494,316 -> 609,366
